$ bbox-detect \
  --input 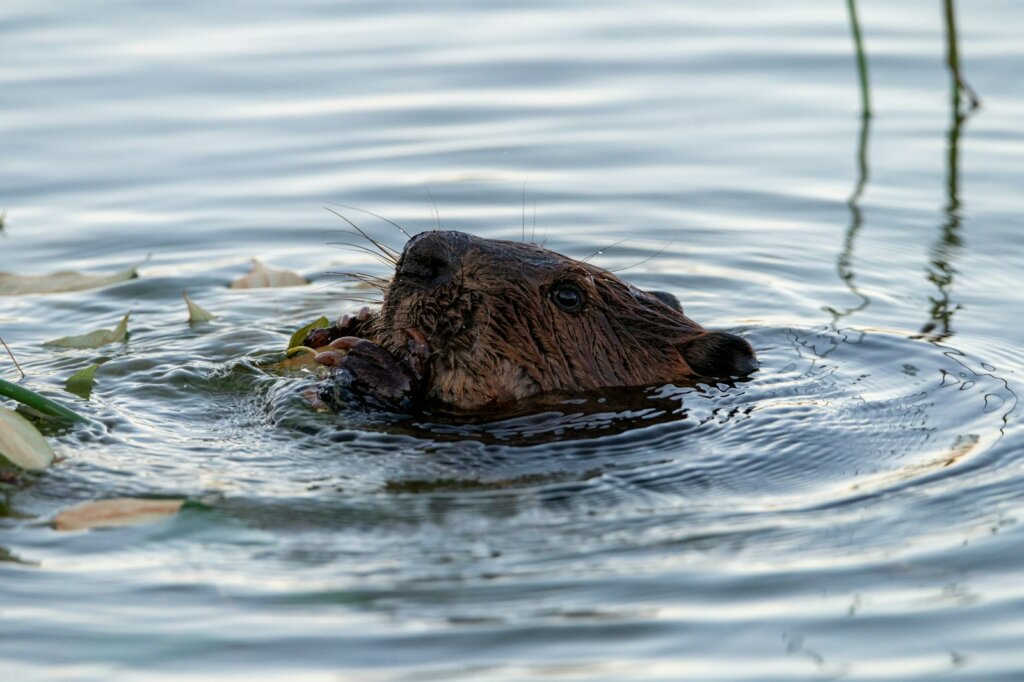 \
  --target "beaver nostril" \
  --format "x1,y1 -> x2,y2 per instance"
397,236 -> 456,284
